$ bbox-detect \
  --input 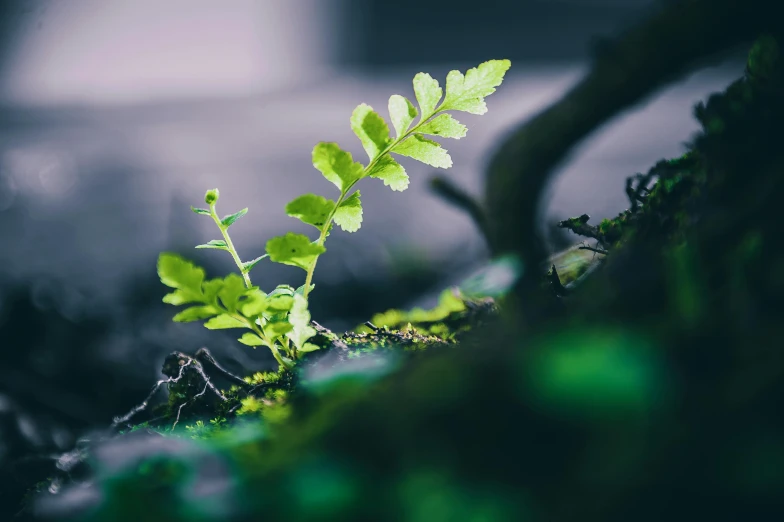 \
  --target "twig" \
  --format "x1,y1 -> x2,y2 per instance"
547,265 -> 569,297
578,245 -> 609,255
484,0 -> 776,315
195,347 -> 251,389
111,360 -> 193,429
311,320 -> 351,350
